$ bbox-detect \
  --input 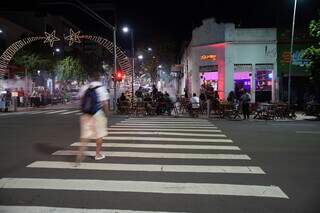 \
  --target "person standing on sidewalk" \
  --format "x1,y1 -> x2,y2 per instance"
240,89 -> 251,120
76,71 -> 110,163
